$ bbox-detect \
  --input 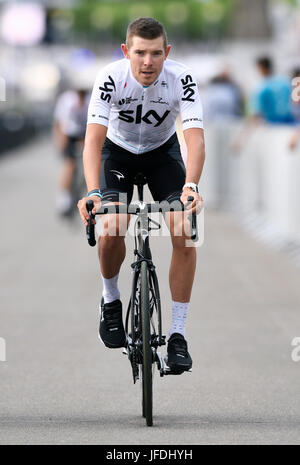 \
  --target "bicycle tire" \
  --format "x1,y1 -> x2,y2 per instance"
140,260 -> 153,427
